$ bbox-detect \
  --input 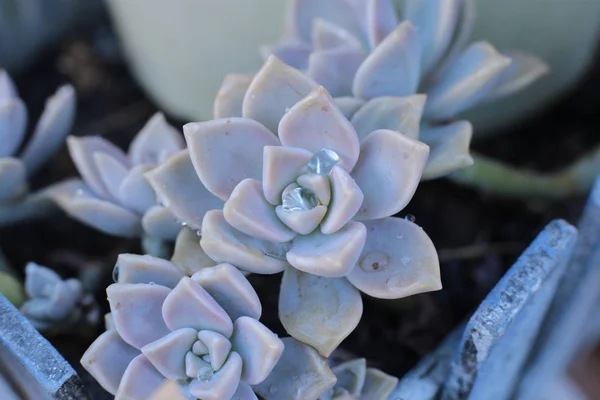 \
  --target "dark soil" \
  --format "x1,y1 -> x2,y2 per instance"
1,24 -> 598,399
